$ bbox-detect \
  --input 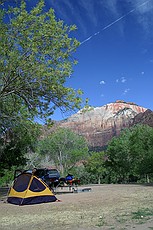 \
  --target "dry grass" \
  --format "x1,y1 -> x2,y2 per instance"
0,184 -> 153,230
